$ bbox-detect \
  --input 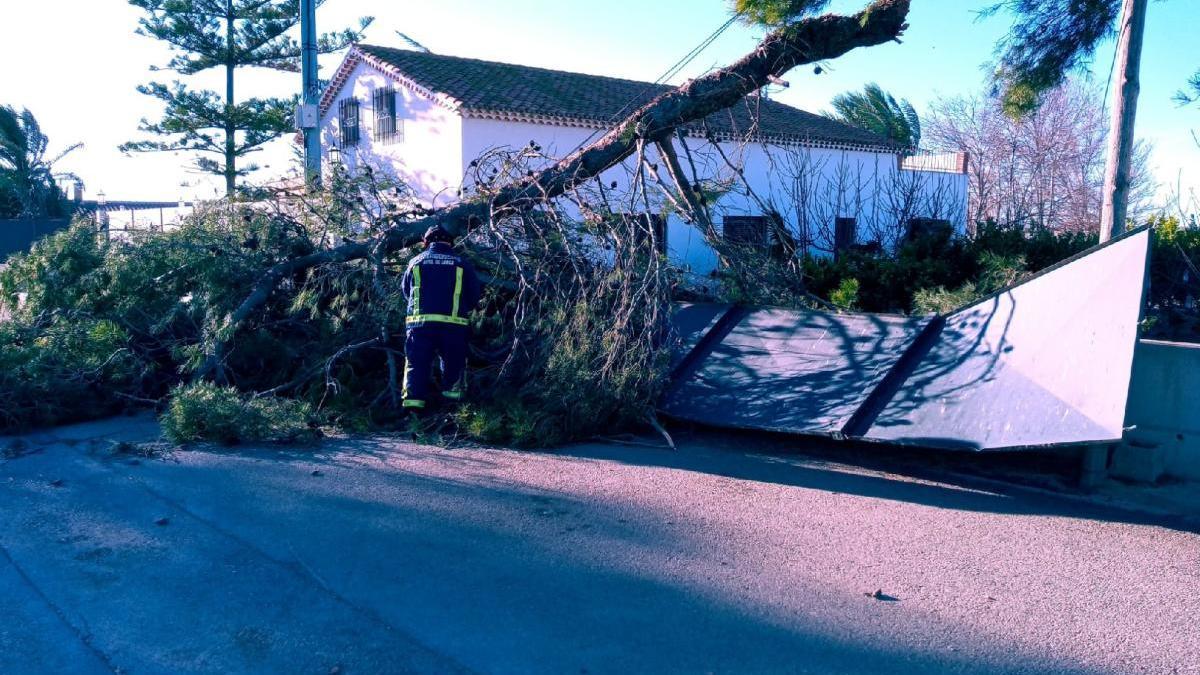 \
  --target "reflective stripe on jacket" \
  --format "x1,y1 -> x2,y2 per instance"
401,242 -> 482,327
